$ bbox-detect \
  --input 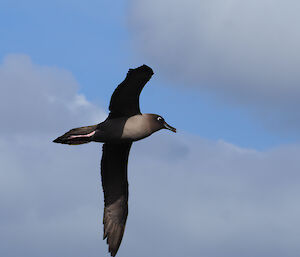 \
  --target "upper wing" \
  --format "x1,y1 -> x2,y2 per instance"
101,142 -> 132,257
108,65 -> 154,119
